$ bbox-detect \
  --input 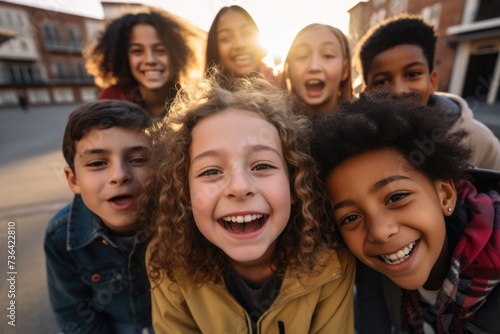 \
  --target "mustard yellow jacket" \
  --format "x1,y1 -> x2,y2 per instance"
149,247 -> 355,334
